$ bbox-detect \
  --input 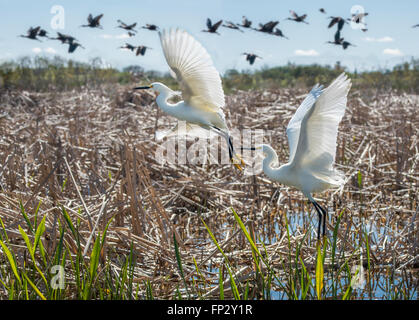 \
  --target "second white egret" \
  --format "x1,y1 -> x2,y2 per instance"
134,29 -> 244,170
250,73 -> 351,239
